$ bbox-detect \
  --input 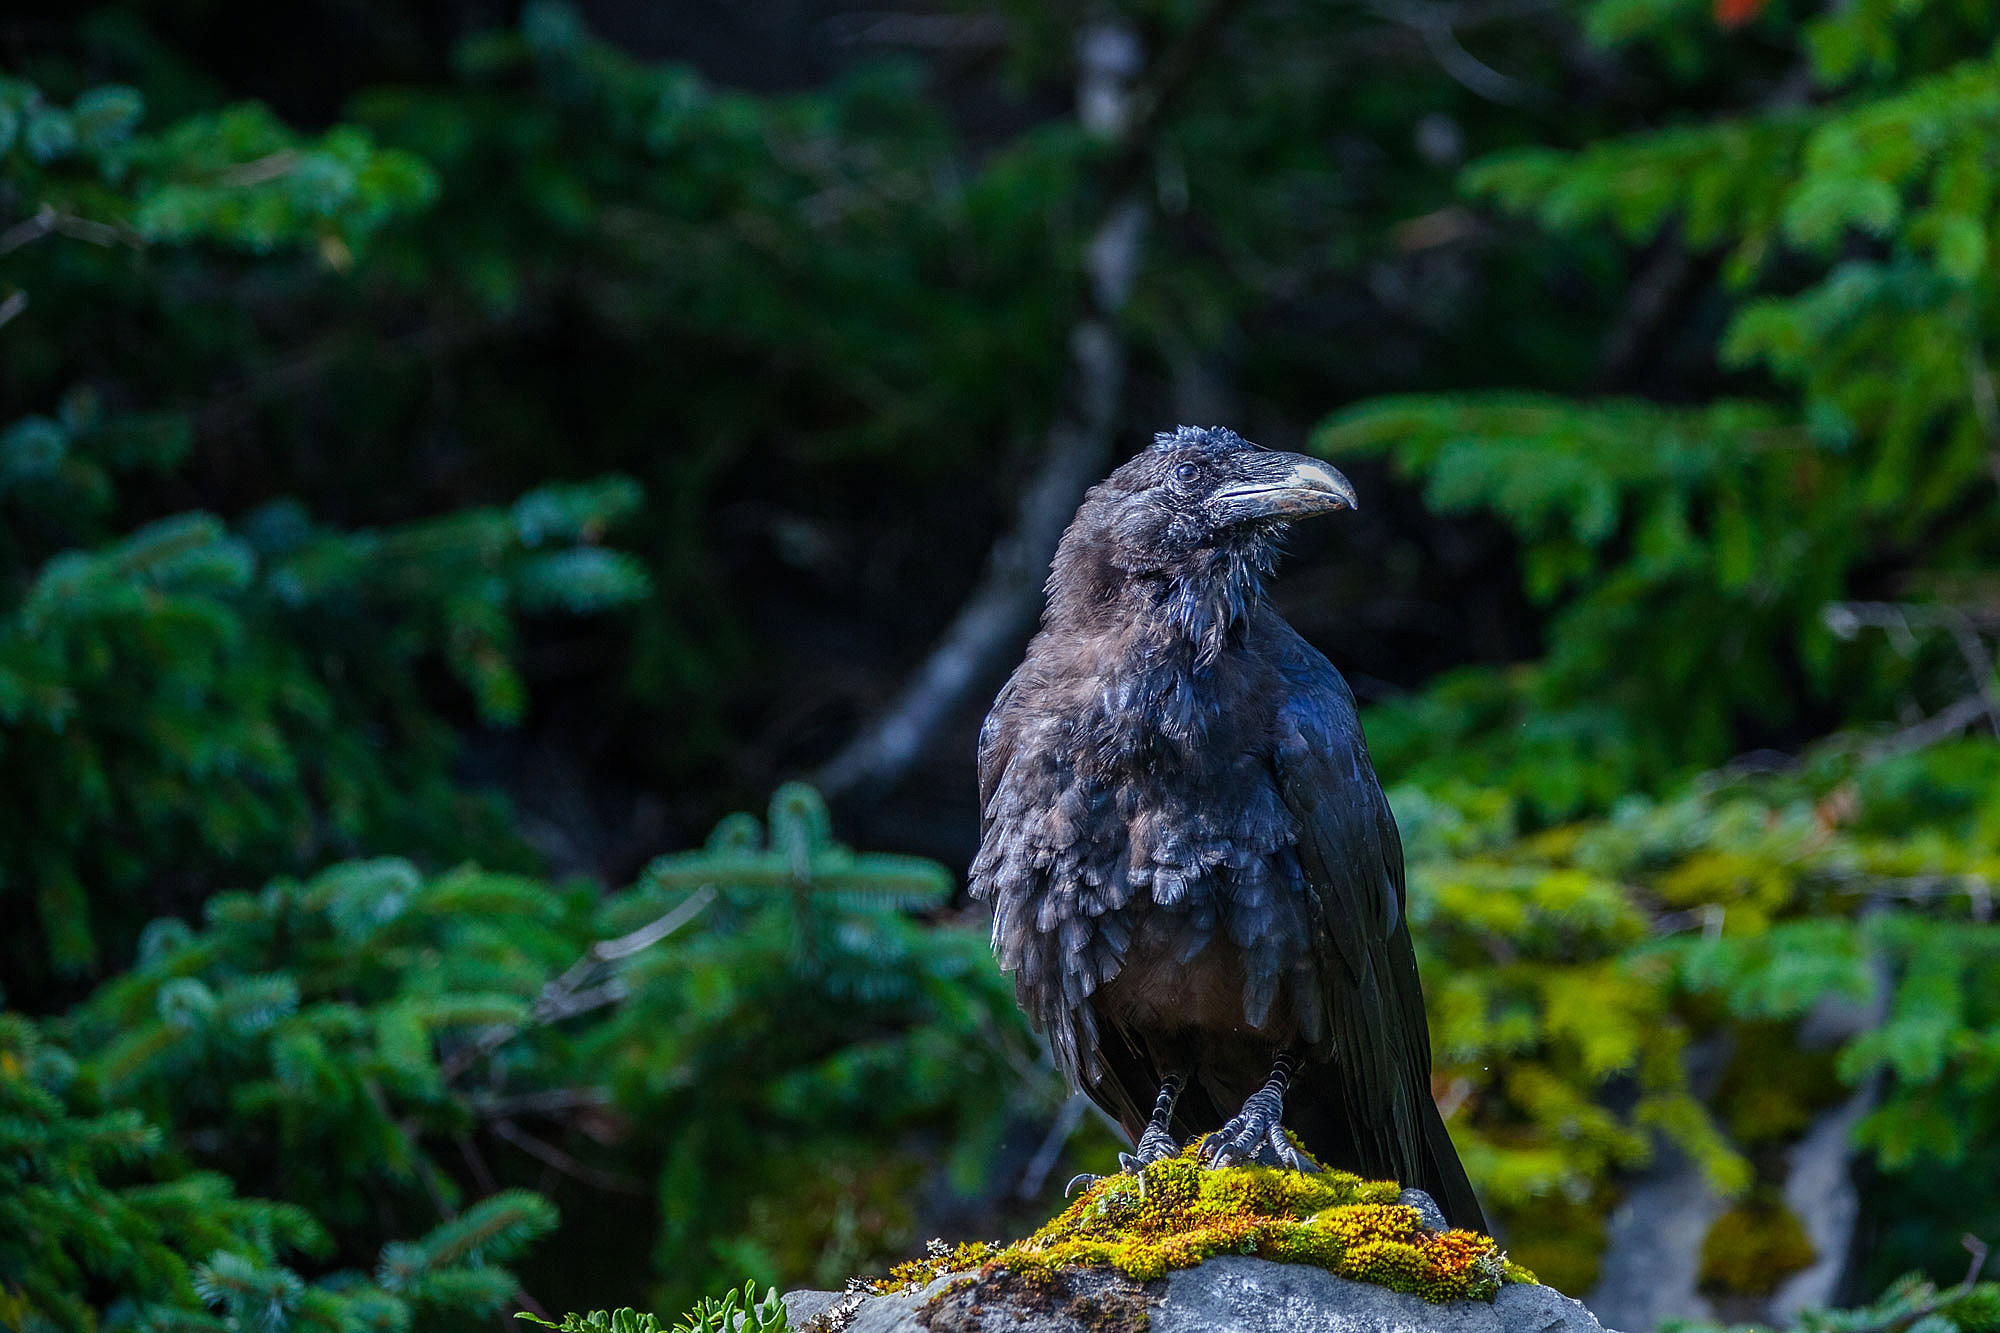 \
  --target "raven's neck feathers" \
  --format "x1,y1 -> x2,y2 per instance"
1165,542 -> 1274,671
1045,525 -> 1275,674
